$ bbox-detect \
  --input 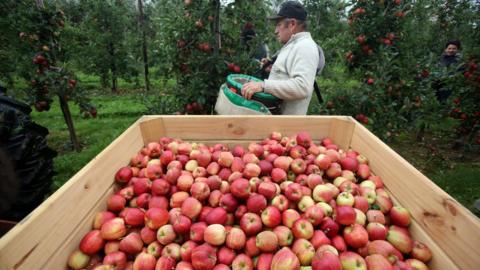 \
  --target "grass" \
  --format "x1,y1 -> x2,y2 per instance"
29,94 -> 147,189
